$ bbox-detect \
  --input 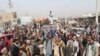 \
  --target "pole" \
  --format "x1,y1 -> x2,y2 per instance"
96,0 -> 98,24
8,0 -> 13,25
96,0 -> 99,33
